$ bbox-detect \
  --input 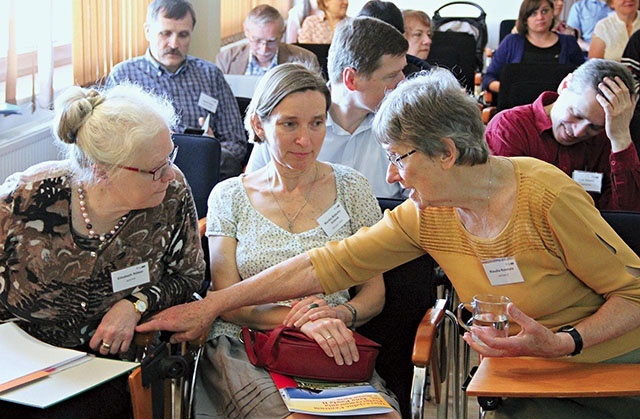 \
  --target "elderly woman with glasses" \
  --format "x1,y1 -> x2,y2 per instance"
143,68 -> 640,418
0,84 -> 204,417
